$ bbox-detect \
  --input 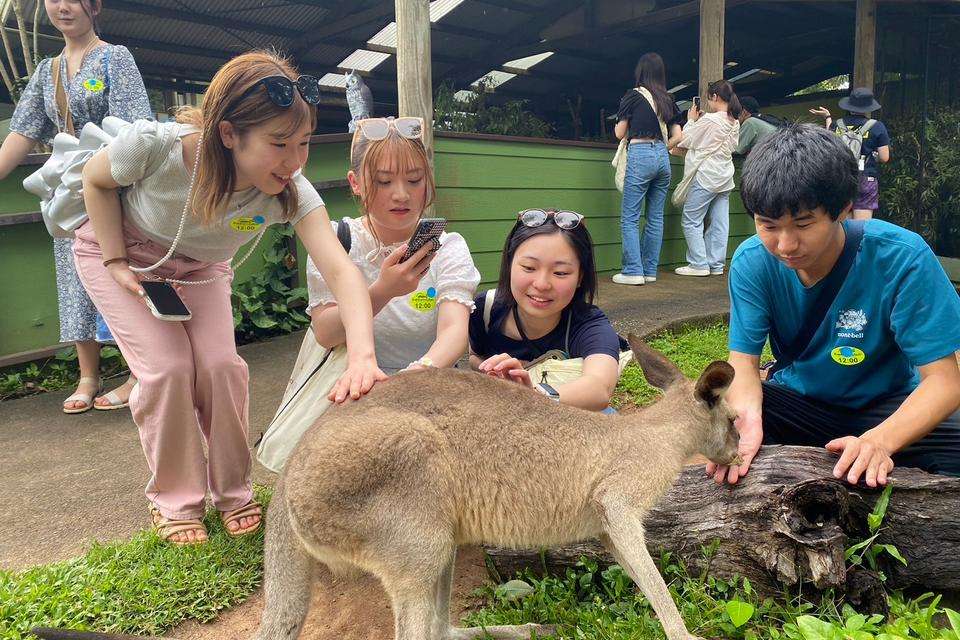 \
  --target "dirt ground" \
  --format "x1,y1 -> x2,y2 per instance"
171,546 -> 491,639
